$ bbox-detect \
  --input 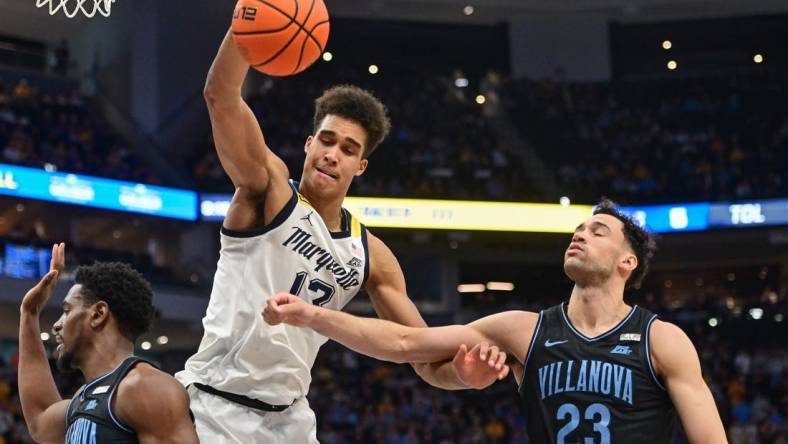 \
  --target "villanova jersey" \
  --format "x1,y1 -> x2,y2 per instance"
176,181 -> 370,405
519,303 -> 676,443
65,356 -> 152,444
